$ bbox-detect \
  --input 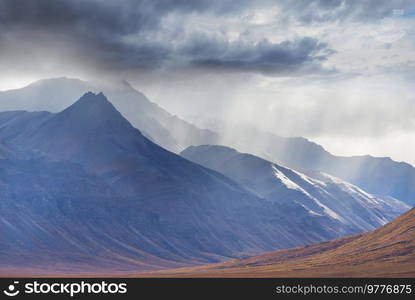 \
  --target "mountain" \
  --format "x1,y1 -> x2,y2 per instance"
0,143 -> 14,159
208,123 -> 415,207
0,111 -> 52,143
0,77 -> 217,152
139,208 -> 415,277
181,145 -> 409,233
0,92 -> 360,275
3,78 -> 414,207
